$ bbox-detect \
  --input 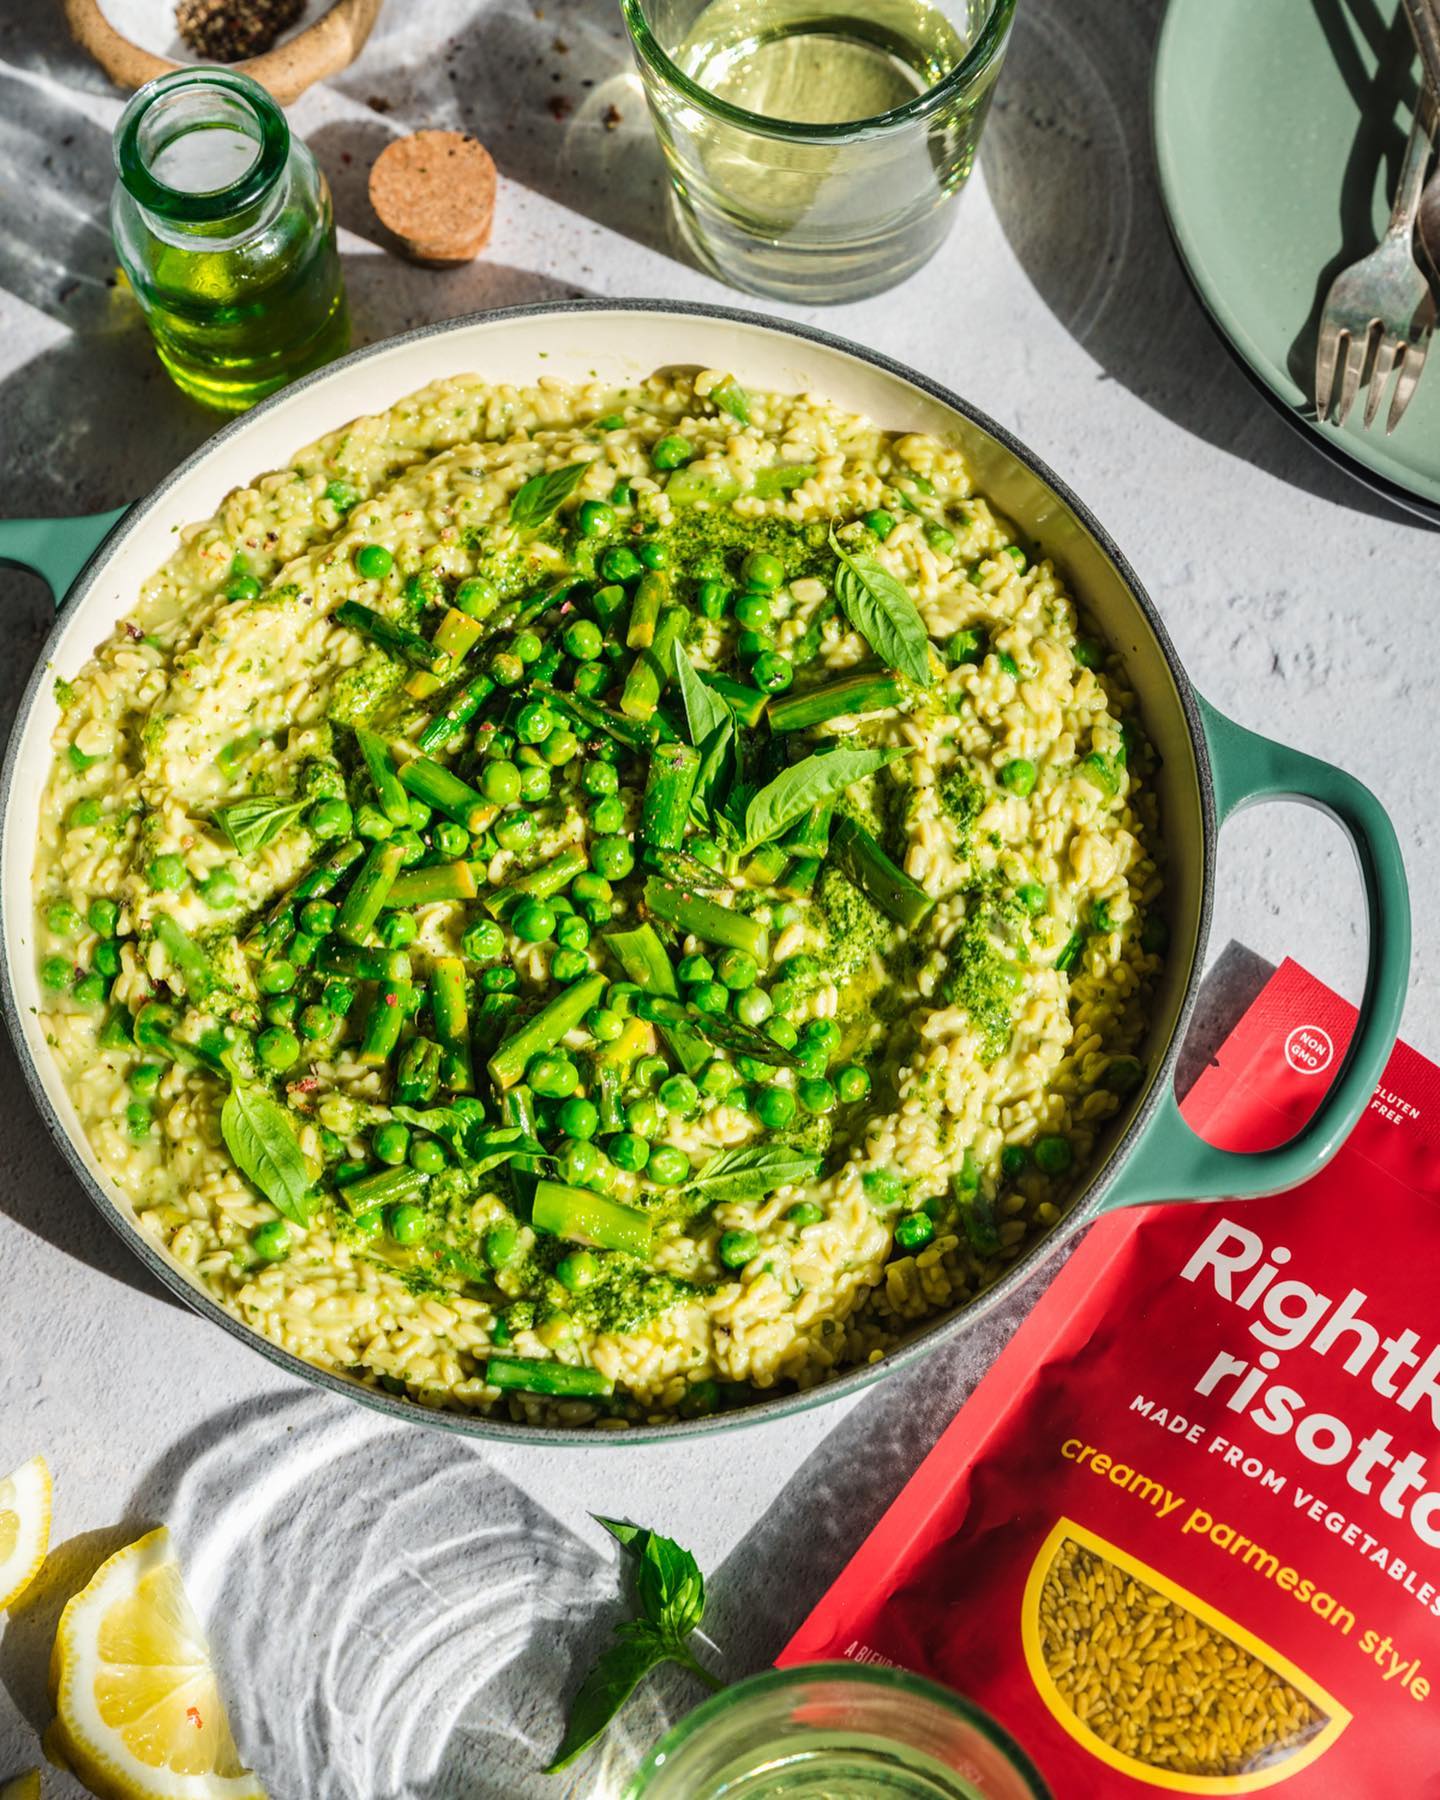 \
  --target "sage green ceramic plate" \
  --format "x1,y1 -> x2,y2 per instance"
1154,0 -> 1440,519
